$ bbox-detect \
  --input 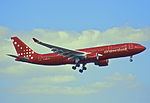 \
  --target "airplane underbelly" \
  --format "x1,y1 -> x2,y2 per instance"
35,55 -> 64,65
